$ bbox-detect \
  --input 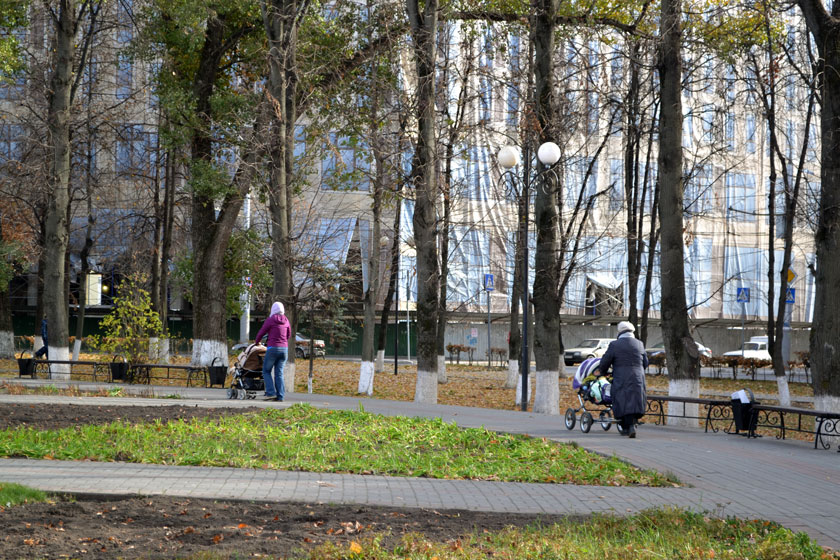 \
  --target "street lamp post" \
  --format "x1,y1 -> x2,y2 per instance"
498,141 -> 561,412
